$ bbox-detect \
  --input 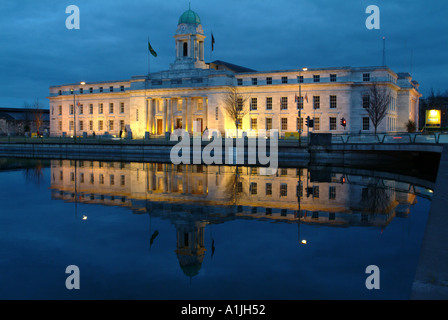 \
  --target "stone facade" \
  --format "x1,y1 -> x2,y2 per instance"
48,9 -> 421,138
